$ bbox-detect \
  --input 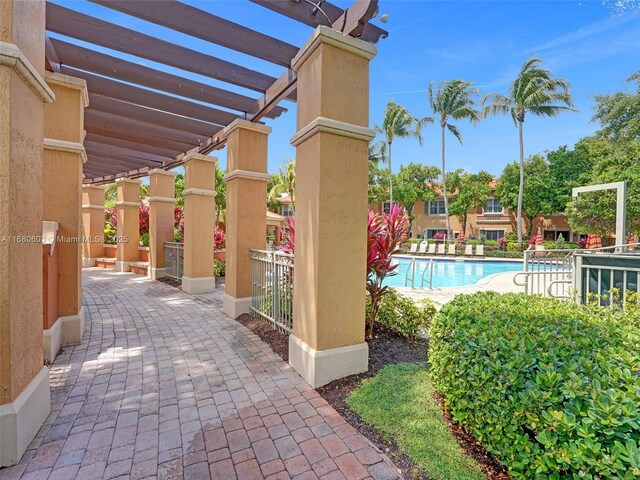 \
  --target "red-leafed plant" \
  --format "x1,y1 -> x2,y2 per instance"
214,226 -> 226,250
366,204 -> 409,339
139,204 -> 150,236
174,206 -> 184,242
281,217 -> 295,254
105,208 -> 117,228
